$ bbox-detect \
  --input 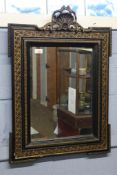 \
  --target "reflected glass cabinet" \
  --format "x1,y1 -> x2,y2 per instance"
57,47 -> 93,137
